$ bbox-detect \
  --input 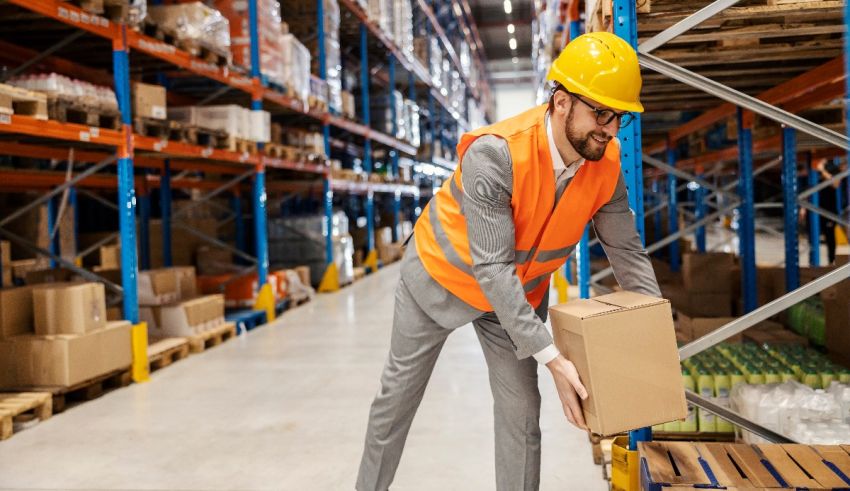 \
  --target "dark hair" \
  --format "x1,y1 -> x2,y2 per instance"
548,84 -> 568,113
